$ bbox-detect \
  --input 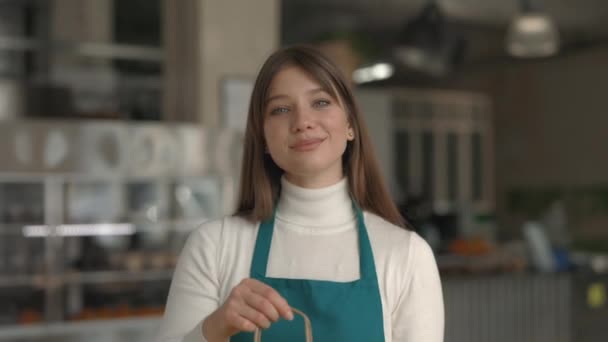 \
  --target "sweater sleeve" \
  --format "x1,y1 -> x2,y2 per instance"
392,233 -> 445,342
156,220 -> 223,342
